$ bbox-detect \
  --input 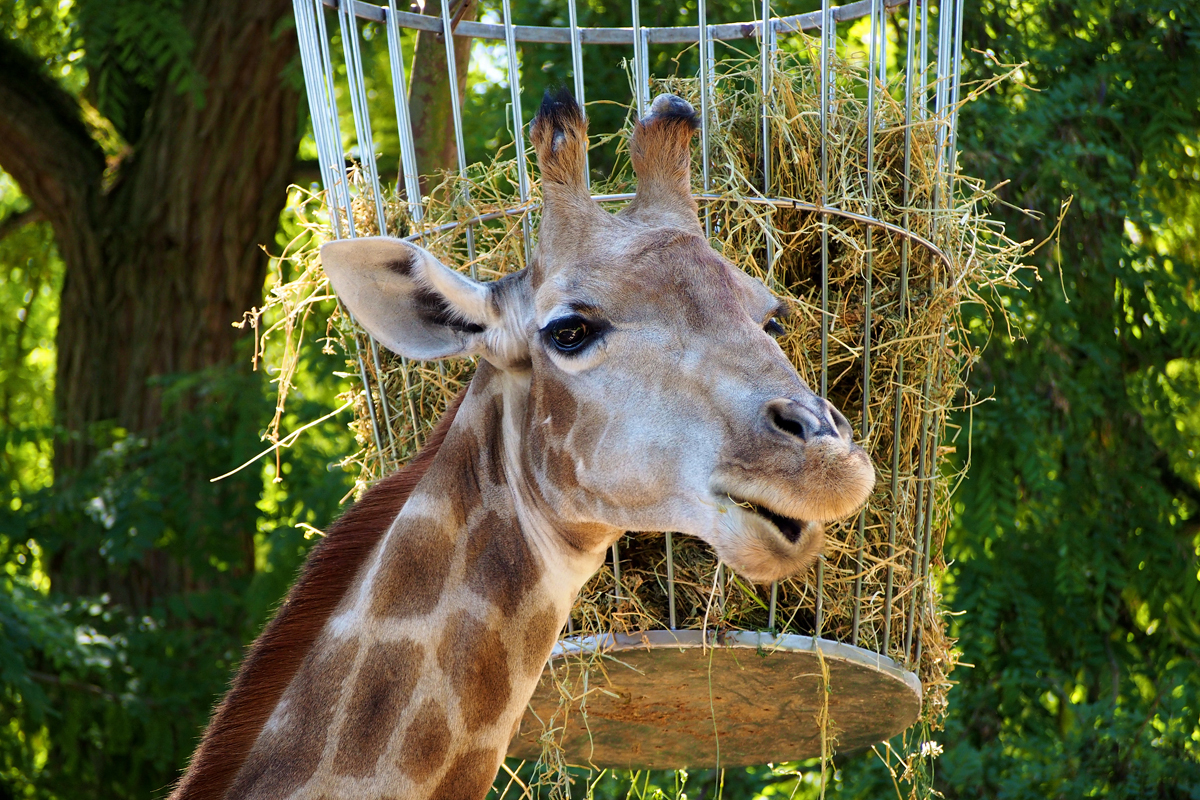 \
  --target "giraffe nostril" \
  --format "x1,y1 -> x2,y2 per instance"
826,401 -> 853,442
766,398 -> 829,442
769,406 -> 806,440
